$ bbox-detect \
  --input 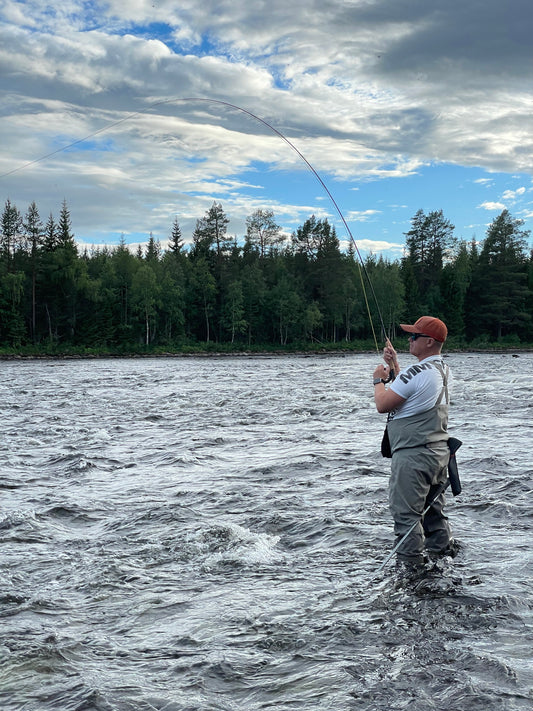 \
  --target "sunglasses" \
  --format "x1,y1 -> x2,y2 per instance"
409,333 -> 432,341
